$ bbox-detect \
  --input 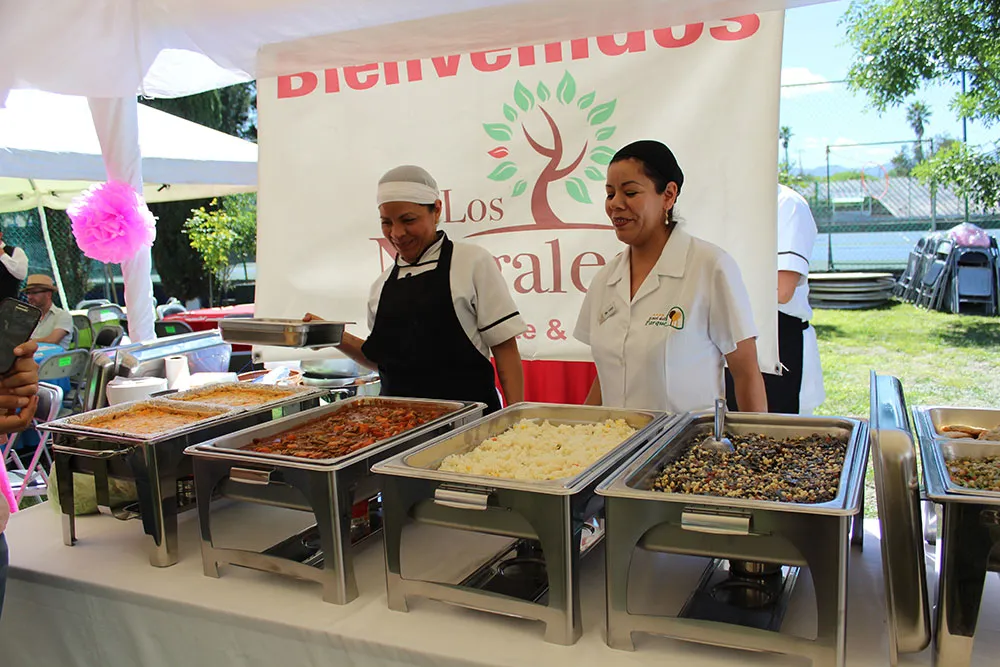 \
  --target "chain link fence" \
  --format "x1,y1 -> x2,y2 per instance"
781,80 -> 1000,273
